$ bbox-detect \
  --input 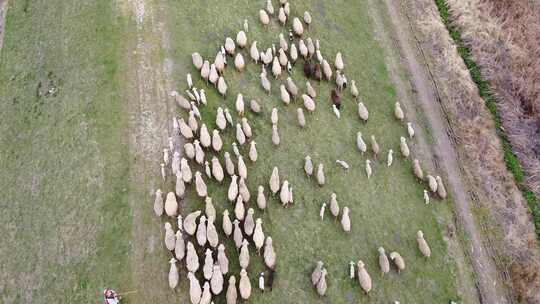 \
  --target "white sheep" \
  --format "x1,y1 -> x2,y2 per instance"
357,132 -> 367,154
351,80 -> 359,98
358,102 -> 369,122
292,17 -> 304,36
255,186 -> 267,211
253,218 -> 265,253
389,251 -> 406,273
168,135 -> 174,151
413,159 -> 424,180
222,209 -> 233,237
165,192 -> 178,217
330,193 -> 340,218
370,135 -> 380,157
280,180 -> 290,206
303,11 -> 312,26
235,123 -> 246,146
365,160 -> 372,179
194,139 -> 205,165
237,155 -> 248,180
378,247 -> 390,276
336,159 -> 349,169
259,273 -> 265,292
322,59 -> 332,81
312,261 -> 324,285
228,175 -> 239,202
250,41 -> 260,63
233,219 -> 243,250
285,77 -> 298,98
187,271 -> 202,304
278,49 -> 288,68
350,261 -> 355,279
210,157 -> 224,183
215,51 -> 225,73
235,195 -> 245,221
436,176 -> 447,199
400,136 -> 410,158
244,208 -> 255,236
316,49 -> 323,63
239,239 -> 250,269
217,76 -> 227,97
250,99 -> 261,114
169,258 -> 179,289
238,177 -> 250,202
164,222 -> 176,251
264,237 -> 276,269
297,108 -> 306,127
302,94 -> 316,112
236,30 -> 247,48
192,52 -> 203,70
163,148 -> 170,166
210,264 -> 224,295
279,33 -> 288,51
234,53 -> 245,71
269,166 -> 280,194
226,276 -> 238,304
341,207 -> 351,232
200,61 -> 210,82
186,242 -> 200,273
183,210 -> 202,236
207,217 -> 219,248
177,215 -> 183,231
173,91 -> 192,110
239,269 -> 252,300
210,130 -> 223,153
427,175 -> 438,193
280,85 -> 291,104
199,282 -> 211,304
196,215 -> 207,247
306,38 -> 315,57
188,111 -> 198,133
407,122 -> 415,138
225,37 -> 235,55
320,202 -> 326,220
203,248 -> 214,280
263,48 -> 273,65
395,102 -> 404,120
260,72 -> 272,94
199,124 -> 210,148
181,157 -> 192,183
332,104 -> 340,119
249,141 -> 258,162
216,107 -> 227,131
154,189 -> 164,216
272,124 -> 280,146
424,189 -> 430,205
299,39 -> 308,58
290,43 -> 298,63
241,118 -> 252,138
195,171 -> 208,197
224,152 -> 235,176
416,230 -> 431,257
209,64 -> 219,85
272,57 -> 282,78
174,230 -> 185,261
224,108 -> 234,126
217,244 -> 229,275
235,93 -> 245,116
172,150 -> 182,172
316,269 -> 328,296
387,149 -> 394,167
357,260 -> 372,294
317,163 -> 325,186
336,71 -> 346,91
335,52 -> 344,71
179,118 -> 193,139
200,89 -> 207,105
265,0 -> 274,14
